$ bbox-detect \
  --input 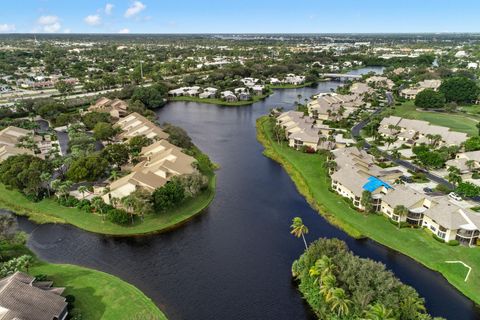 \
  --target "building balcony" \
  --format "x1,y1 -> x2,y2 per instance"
457,229 -> 480,239
407,211 -> 423,221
